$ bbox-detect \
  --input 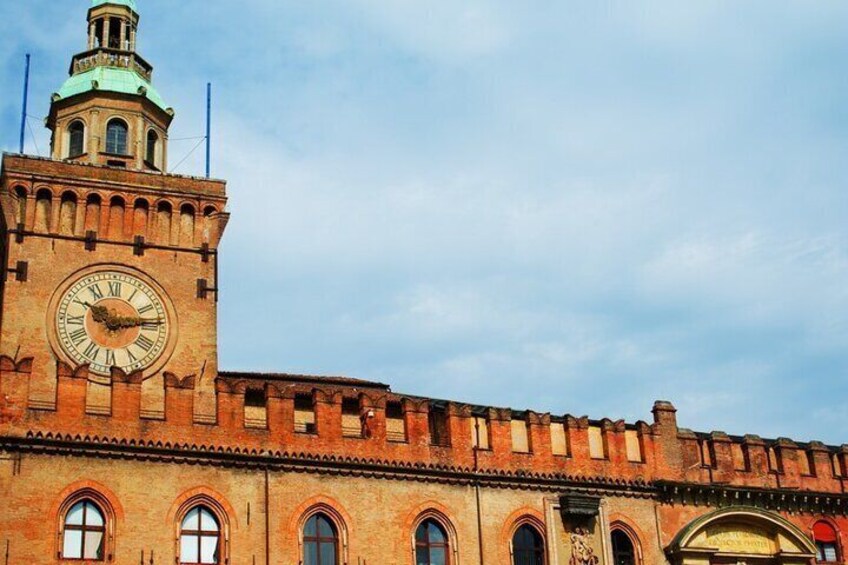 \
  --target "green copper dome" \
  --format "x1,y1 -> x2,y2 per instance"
91,0 -> 138,11
55,66 -> 169,112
